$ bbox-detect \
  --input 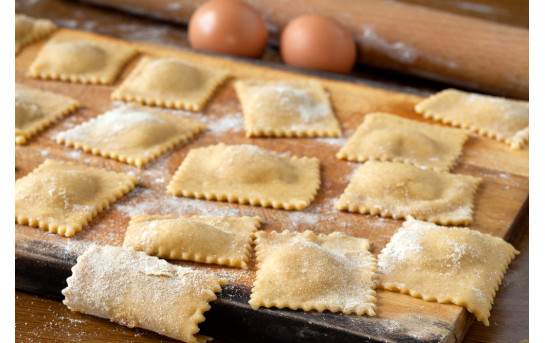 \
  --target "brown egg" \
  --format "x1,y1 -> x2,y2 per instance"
188,0 -> 269,58
281,15 -> 356,74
